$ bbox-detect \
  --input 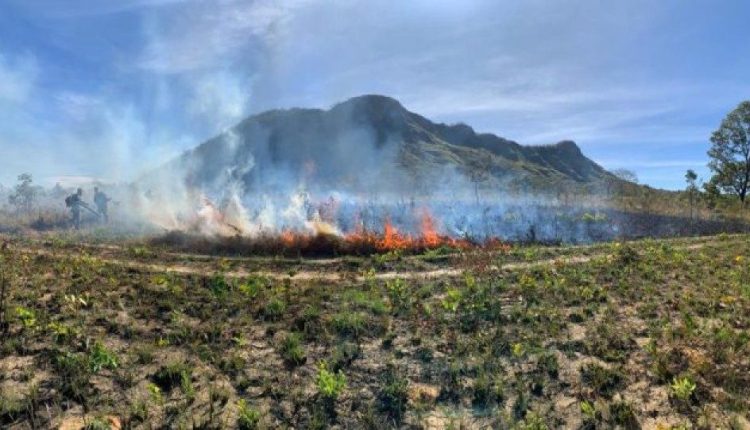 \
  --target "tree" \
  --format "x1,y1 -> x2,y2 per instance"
708,101 -> 750,204
8,173 -> 41,215
684,169 -> 699,220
